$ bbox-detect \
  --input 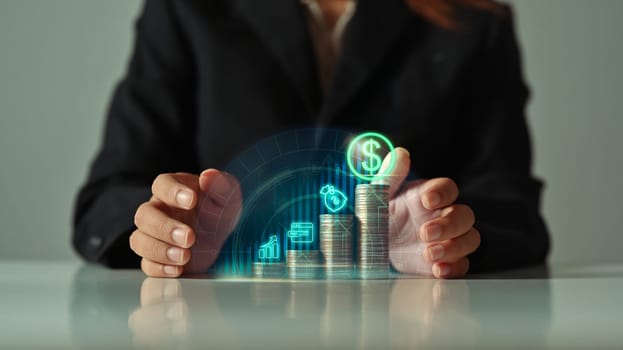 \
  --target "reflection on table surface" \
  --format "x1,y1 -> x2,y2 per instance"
1,262 -> 623,349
